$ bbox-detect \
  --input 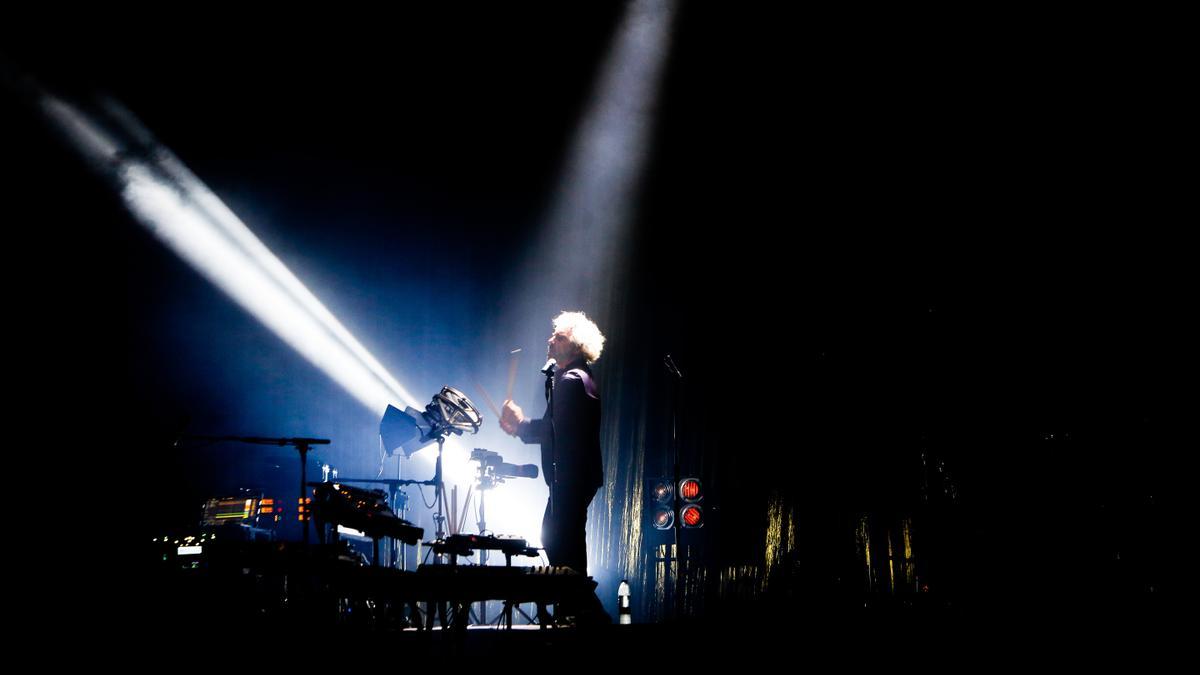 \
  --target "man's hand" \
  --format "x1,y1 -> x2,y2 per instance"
499,399 -> 524,437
